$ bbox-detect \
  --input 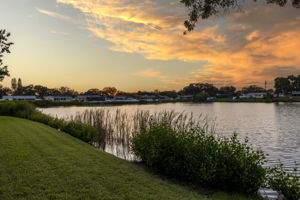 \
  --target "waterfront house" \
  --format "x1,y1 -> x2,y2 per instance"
77,95 -> 106,102
112,96 -> 139,102
44,96 -> 73,102
273,93 -> 286,98
177,95 -> 193,100
158,95 -> 174,101
2,96 -> 37,101
216,94 -> 232,99
245,93 -> 266,99
138,95 -> 156,102
292,91 -> 300,97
